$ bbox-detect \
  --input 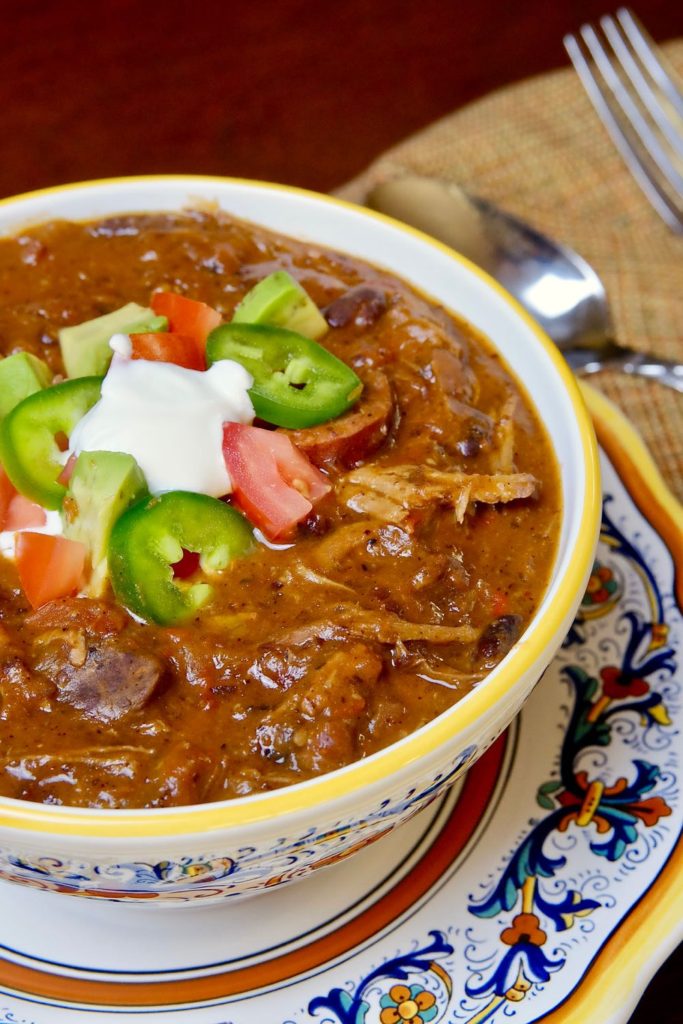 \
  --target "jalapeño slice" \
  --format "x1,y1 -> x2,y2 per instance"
206,323 -> 362,429
0,376 -> 103,510
108,490 -> 254,626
